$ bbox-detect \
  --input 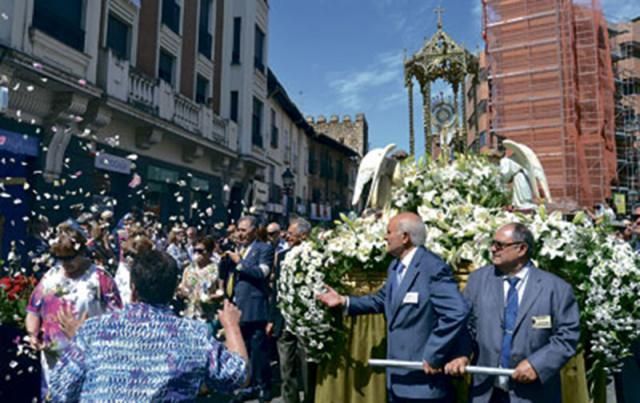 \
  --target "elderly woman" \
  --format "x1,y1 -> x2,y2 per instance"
177,236 -> 223,320
25,221 -> 122,398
